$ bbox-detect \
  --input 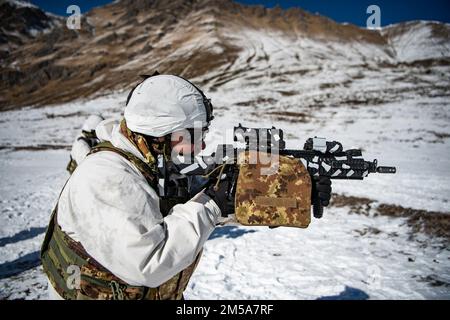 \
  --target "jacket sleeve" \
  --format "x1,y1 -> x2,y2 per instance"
70,136 -> 91,165
58,153 -> 221,288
